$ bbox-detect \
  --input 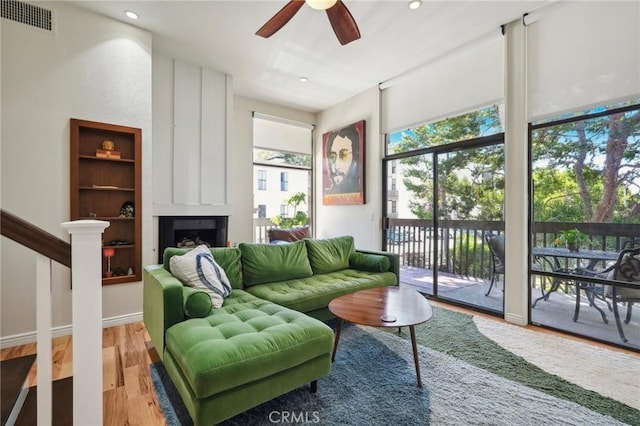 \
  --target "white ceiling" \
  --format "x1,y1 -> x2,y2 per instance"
70,0 -> 549,113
